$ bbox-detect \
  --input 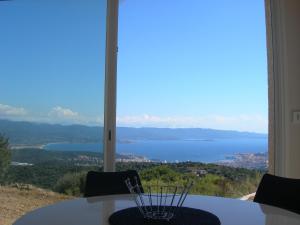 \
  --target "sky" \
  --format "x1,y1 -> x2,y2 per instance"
0,0 -> 268,133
